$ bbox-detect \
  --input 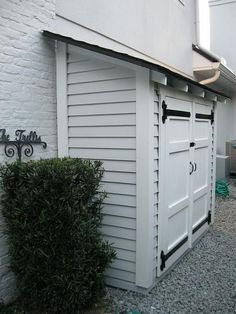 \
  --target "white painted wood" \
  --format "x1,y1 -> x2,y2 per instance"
68,102 -> 135,115
67,59 -> 113,73
65,47 -> 138,287
113,248 -> 136,262
56,42 -> 69,157
102,205 -> 135,219
205,91 -> 217,101
105,268 -> 136,283
67,45 -> 141,71
68,67 -> 134,84
150,71 -> 167,85
68,114 -> 136,127
102,171 -> 136,184
68,125 -> 136,138
99,160 -> 136,173
157,87 -> 214,276
191,102 -> 212,242
100,182 -> 136,196
158,93 -> 191,274
188,84 -> 205,98
68,90 -> 136,105
102,225 -> 136,240
103,236 -> 136,251
102,215 -> 136,229
135,68 -> 154,288
69,137 -> 136,149
111,259 -> 136,273
168,77 -> 189,92
68,77 -> 136,94
69,148 -> 135,161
